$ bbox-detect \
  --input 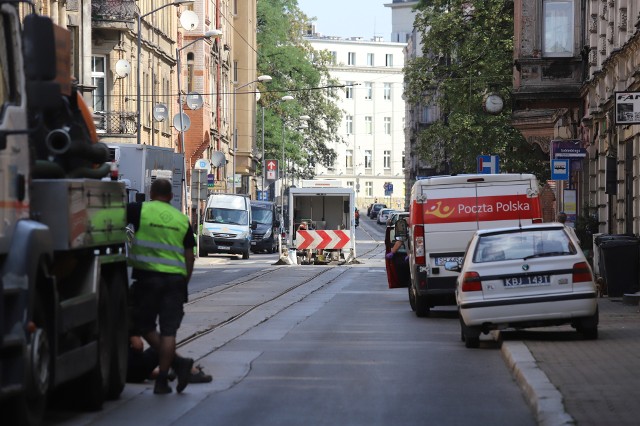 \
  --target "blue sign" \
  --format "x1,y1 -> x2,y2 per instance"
477,155 -> 500,174
551,159 -> 569,180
